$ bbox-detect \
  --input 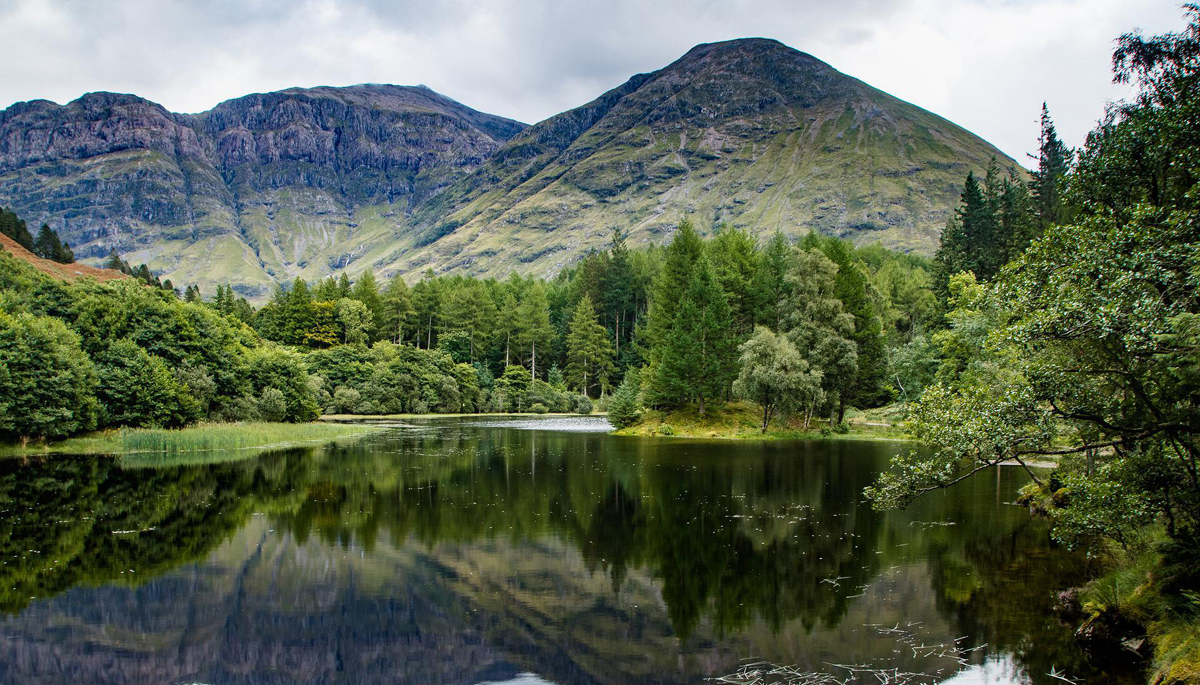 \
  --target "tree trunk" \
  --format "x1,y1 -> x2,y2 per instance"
698,395 -> 706,417
761,403 -> 770,433
837,394 -> 847,425
531,340 -> 537,380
